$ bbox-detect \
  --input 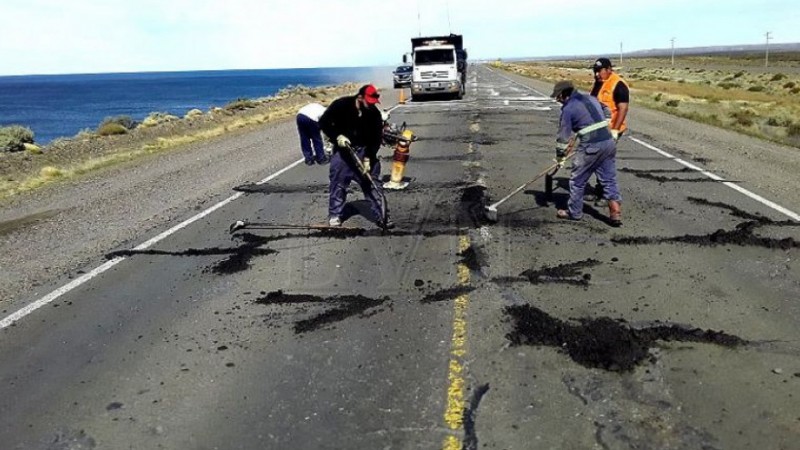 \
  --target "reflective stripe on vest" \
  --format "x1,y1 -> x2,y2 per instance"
598,72 -> 628,133
577,120 -> 610,137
